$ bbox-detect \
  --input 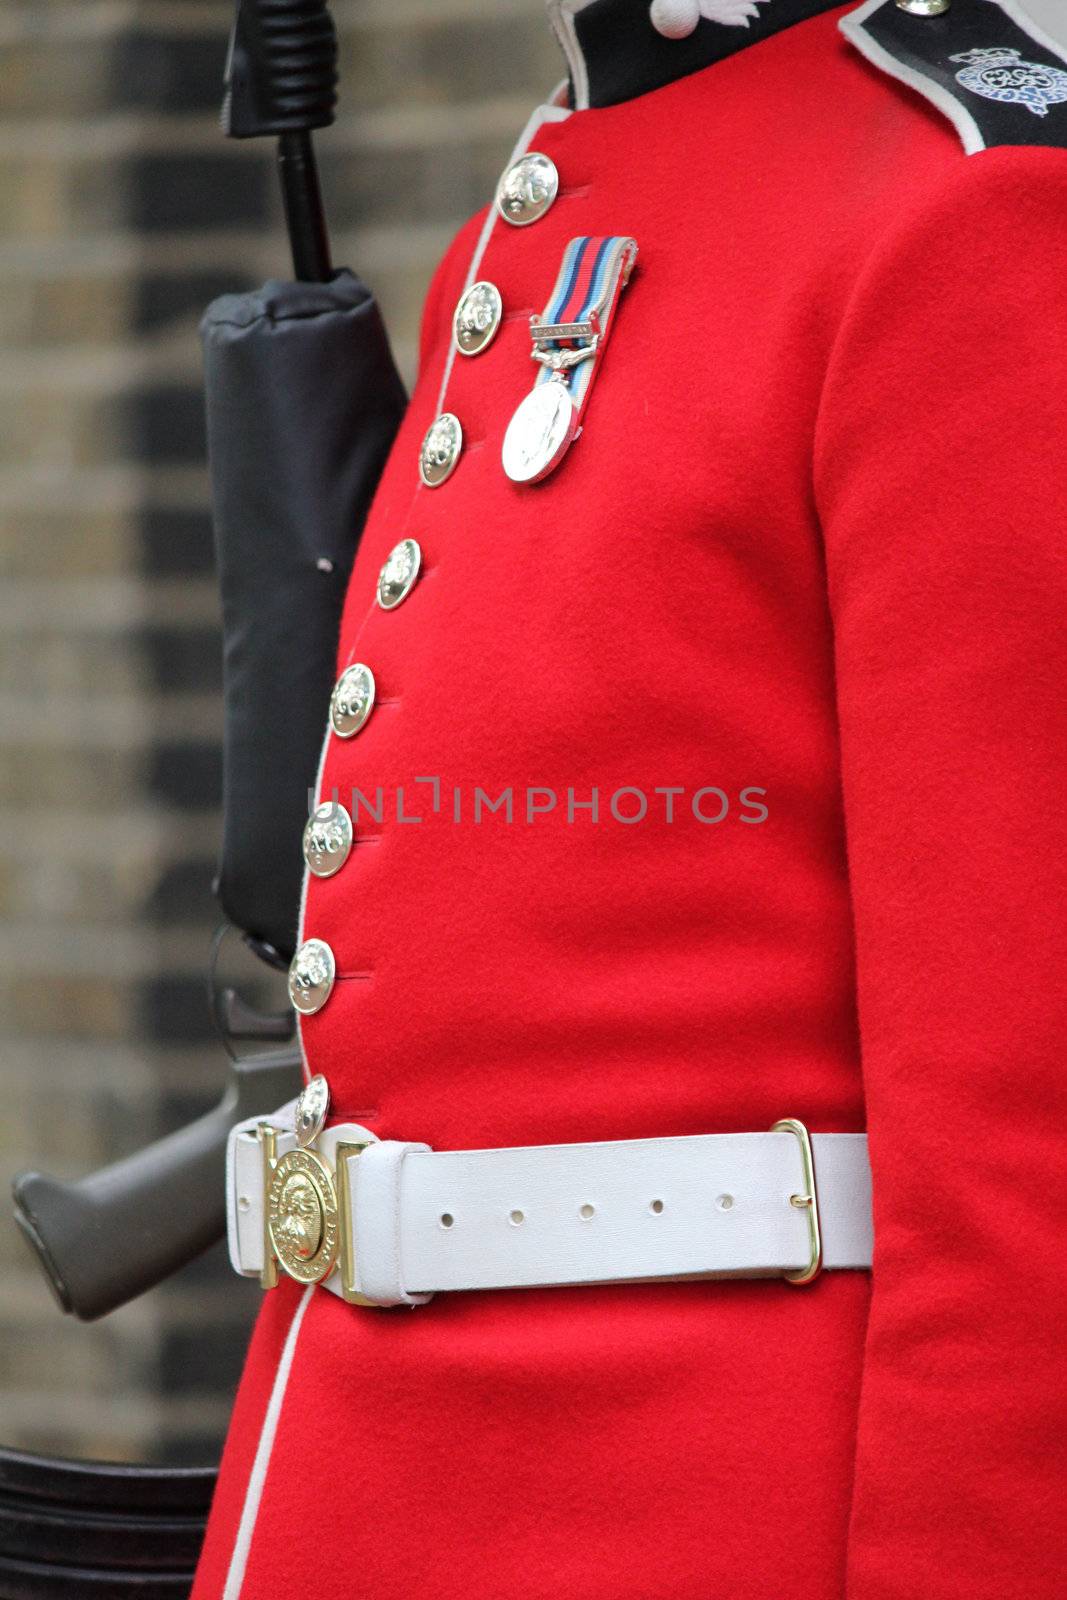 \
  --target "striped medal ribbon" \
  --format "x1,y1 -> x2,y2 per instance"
502,234 -> 638,485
